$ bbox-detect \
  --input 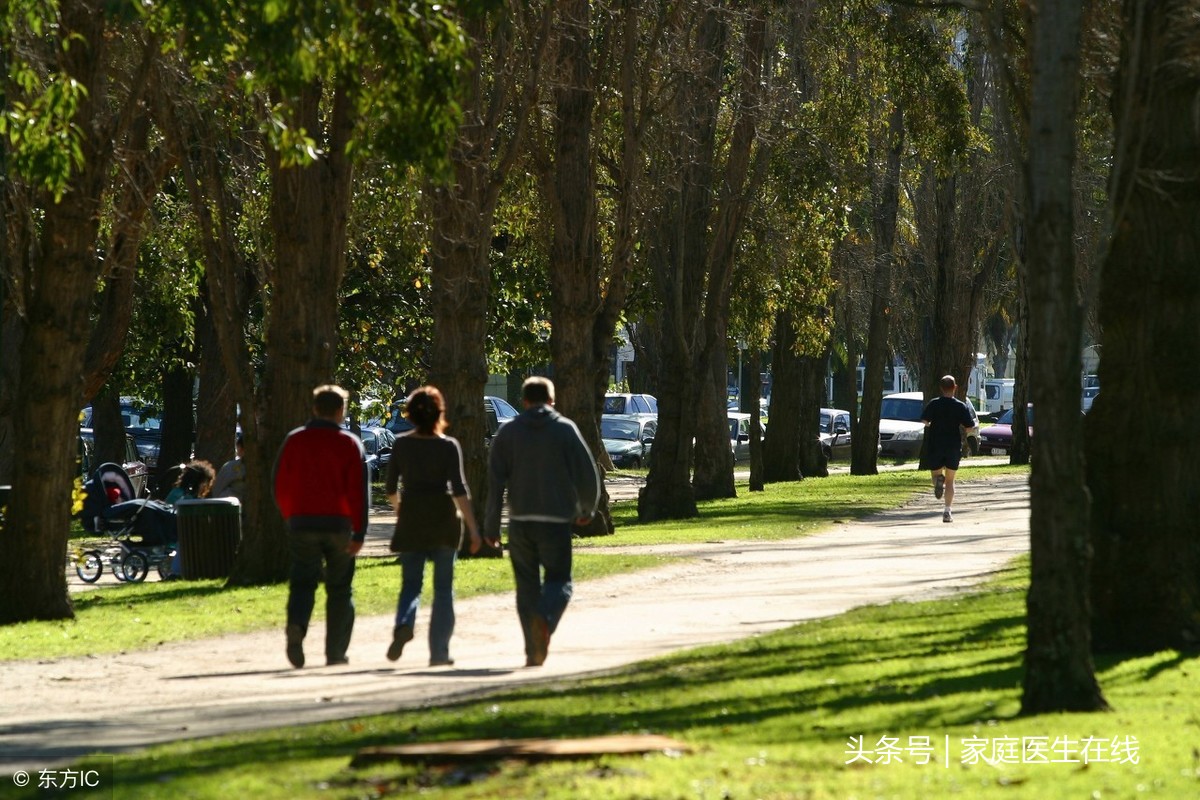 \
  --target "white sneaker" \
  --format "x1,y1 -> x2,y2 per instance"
942,508 -> 953,523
